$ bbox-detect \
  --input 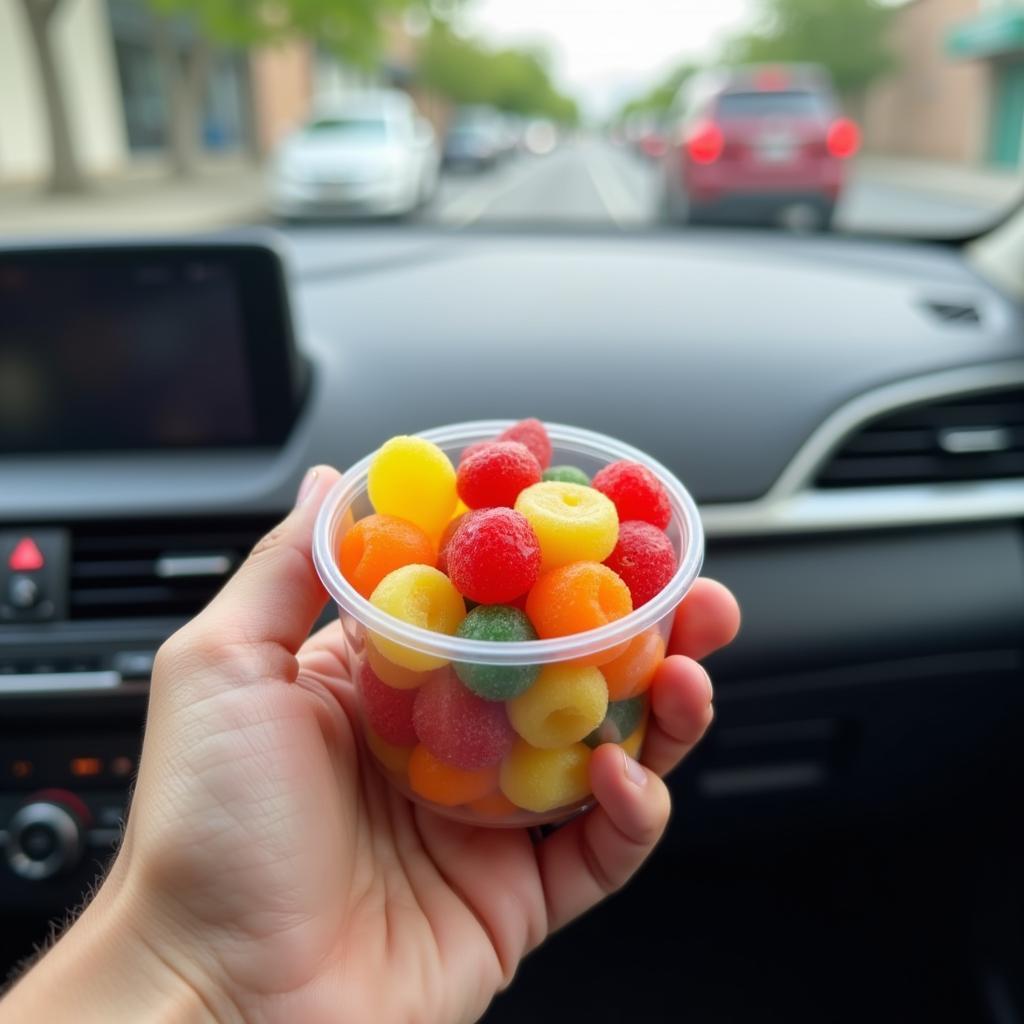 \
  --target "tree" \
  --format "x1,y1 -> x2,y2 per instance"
146,0 -> 417,176
417,24 -> 579,123
17,0 -> 85,194
724,0 -> 895,99
617,62 -> 699,122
